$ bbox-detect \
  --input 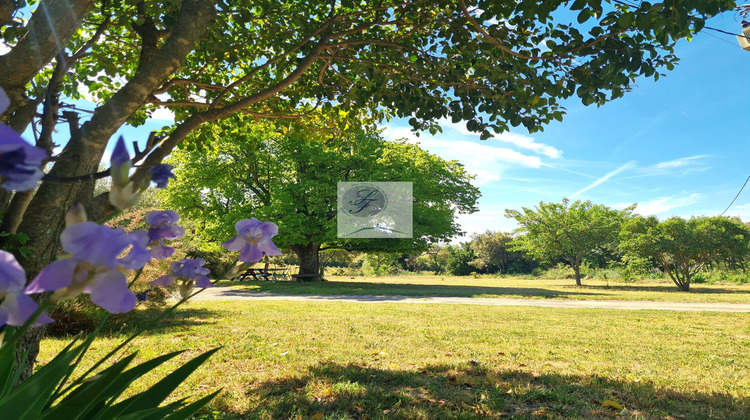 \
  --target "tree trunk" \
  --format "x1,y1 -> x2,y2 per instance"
678,274 -> 691,291
572,260 -> 582,286
0,190 -> 34,233
292,243 -> 322,281
10,0 -> 217,381
0,190 -> 12,216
